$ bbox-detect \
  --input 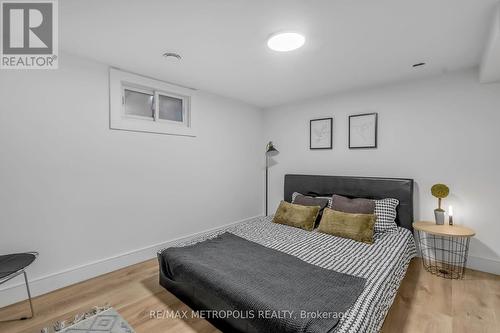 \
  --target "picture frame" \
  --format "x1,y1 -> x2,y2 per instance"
310,117 -> 333,150
349,113 -> 378,149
